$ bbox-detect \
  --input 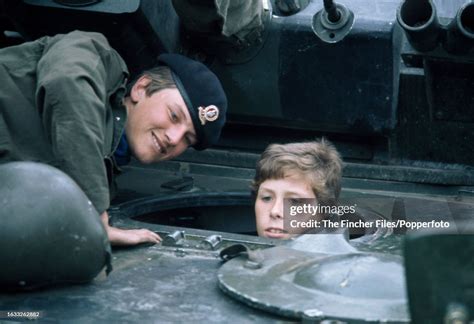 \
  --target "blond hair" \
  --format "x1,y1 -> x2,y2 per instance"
251,139 -> 343,205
